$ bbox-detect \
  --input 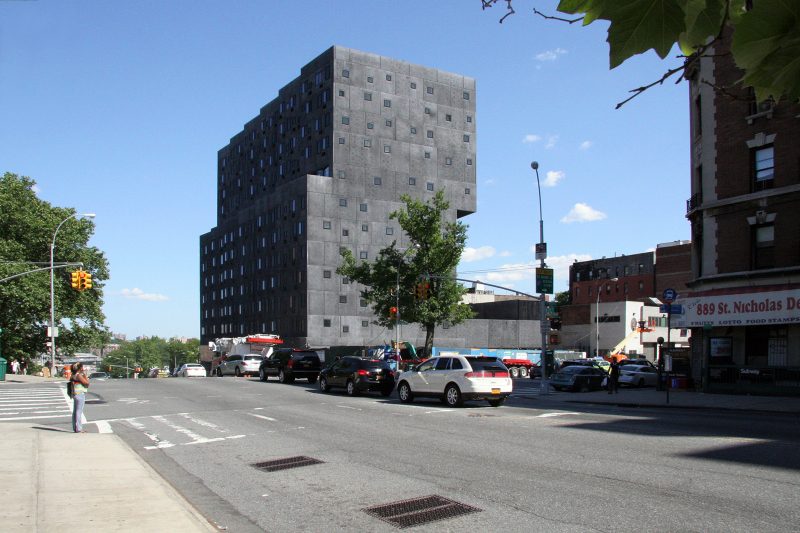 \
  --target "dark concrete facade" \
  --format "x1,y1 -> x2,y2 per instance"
200,46 -> 476,348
